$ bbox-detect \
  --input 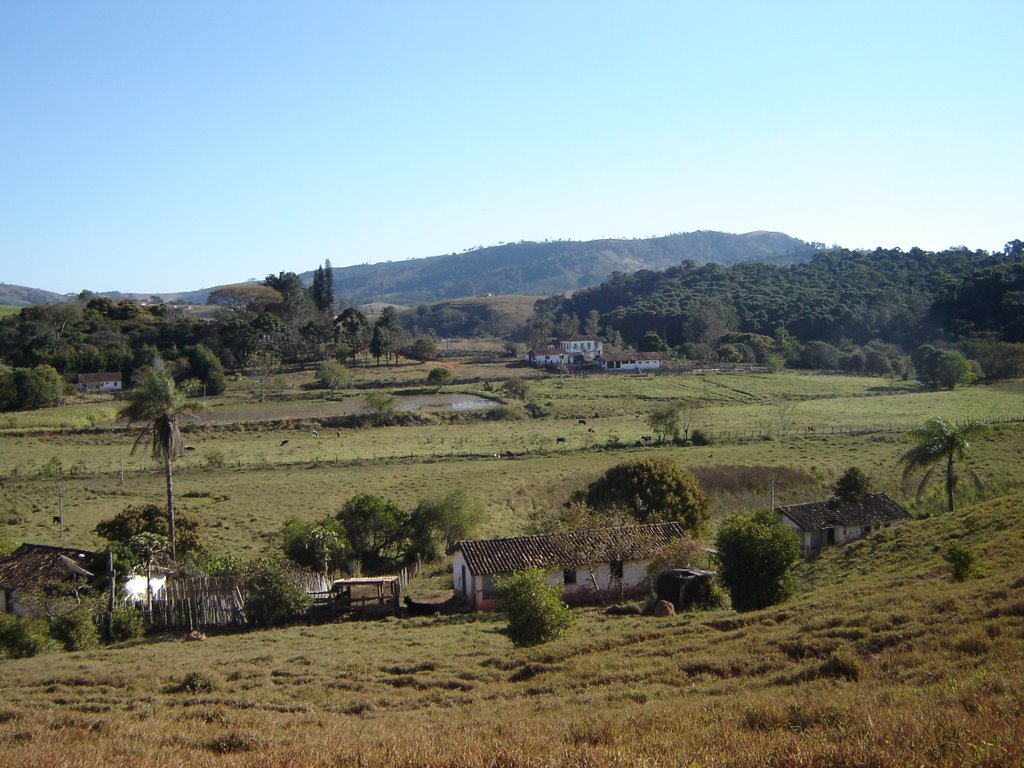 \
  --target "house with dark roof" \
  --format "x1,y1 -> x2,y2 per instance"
777,493 -> 912,554
0,543 -> 99,616
449,522 -> 685,610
